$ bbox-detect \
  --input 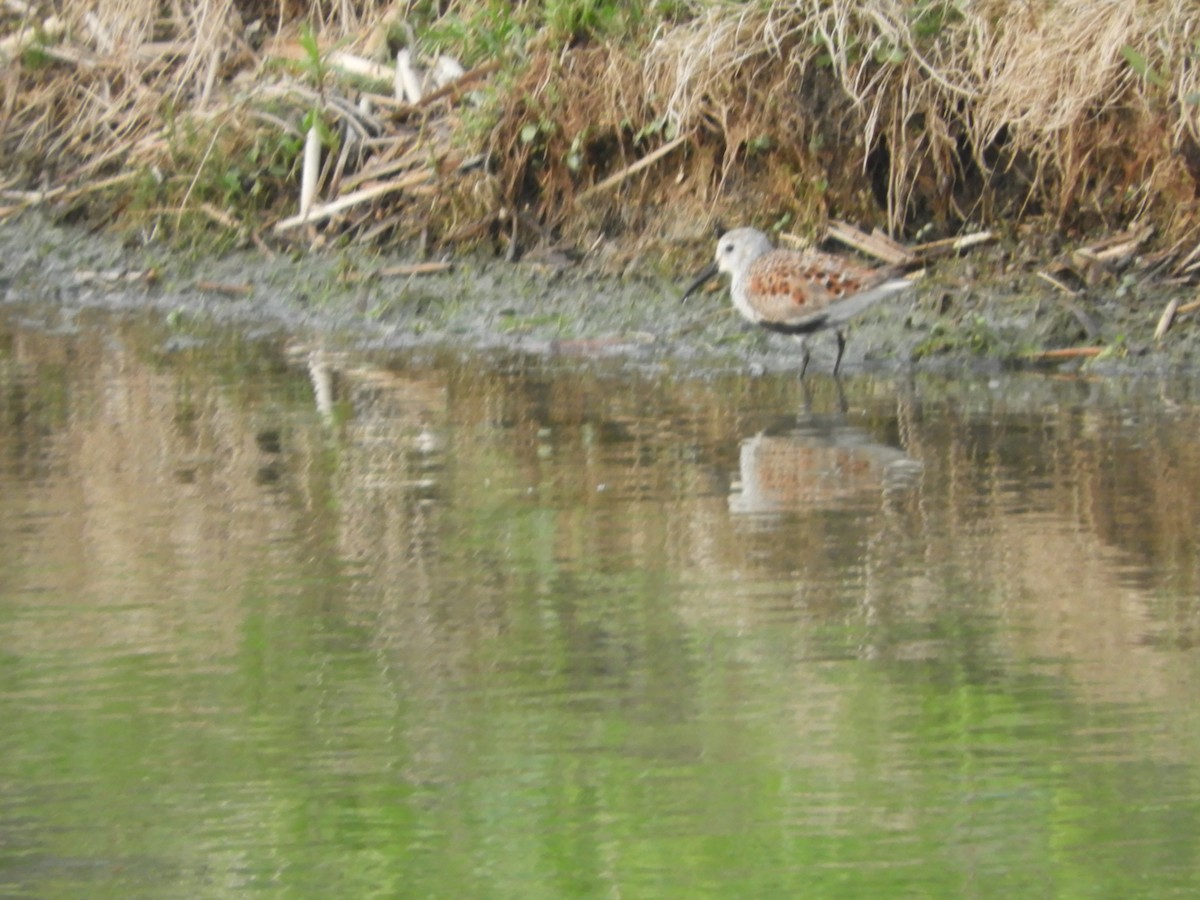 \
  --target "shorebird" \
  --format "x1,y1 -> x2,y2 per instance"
681,227 -> 917,376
